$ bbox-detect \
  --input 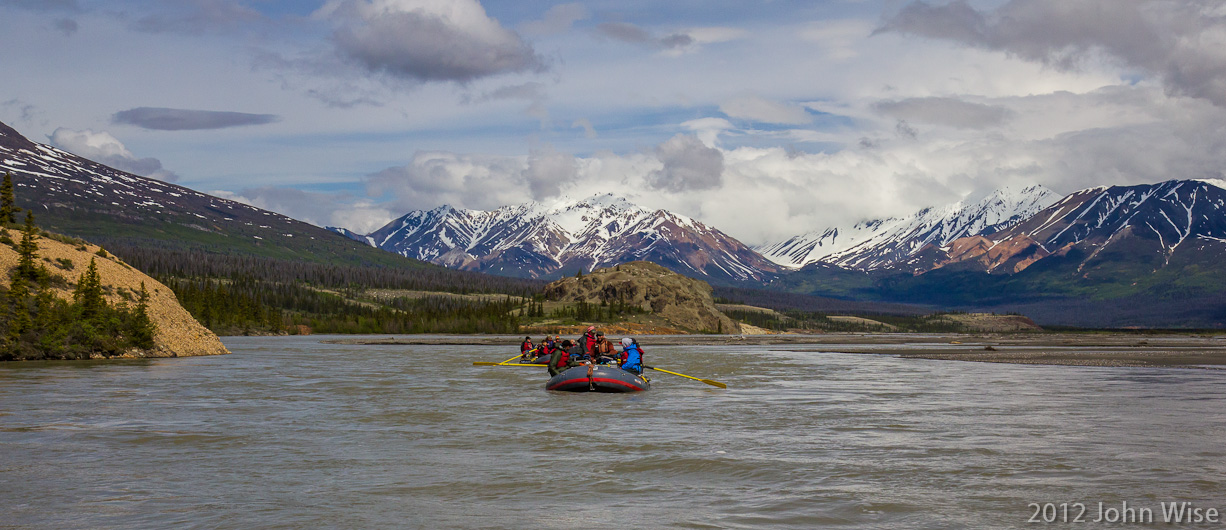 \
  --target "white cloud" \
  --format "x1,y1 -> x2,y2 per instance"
217,187 -> 395,233
682,117 -> 735,147
48,128 -> 179,181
